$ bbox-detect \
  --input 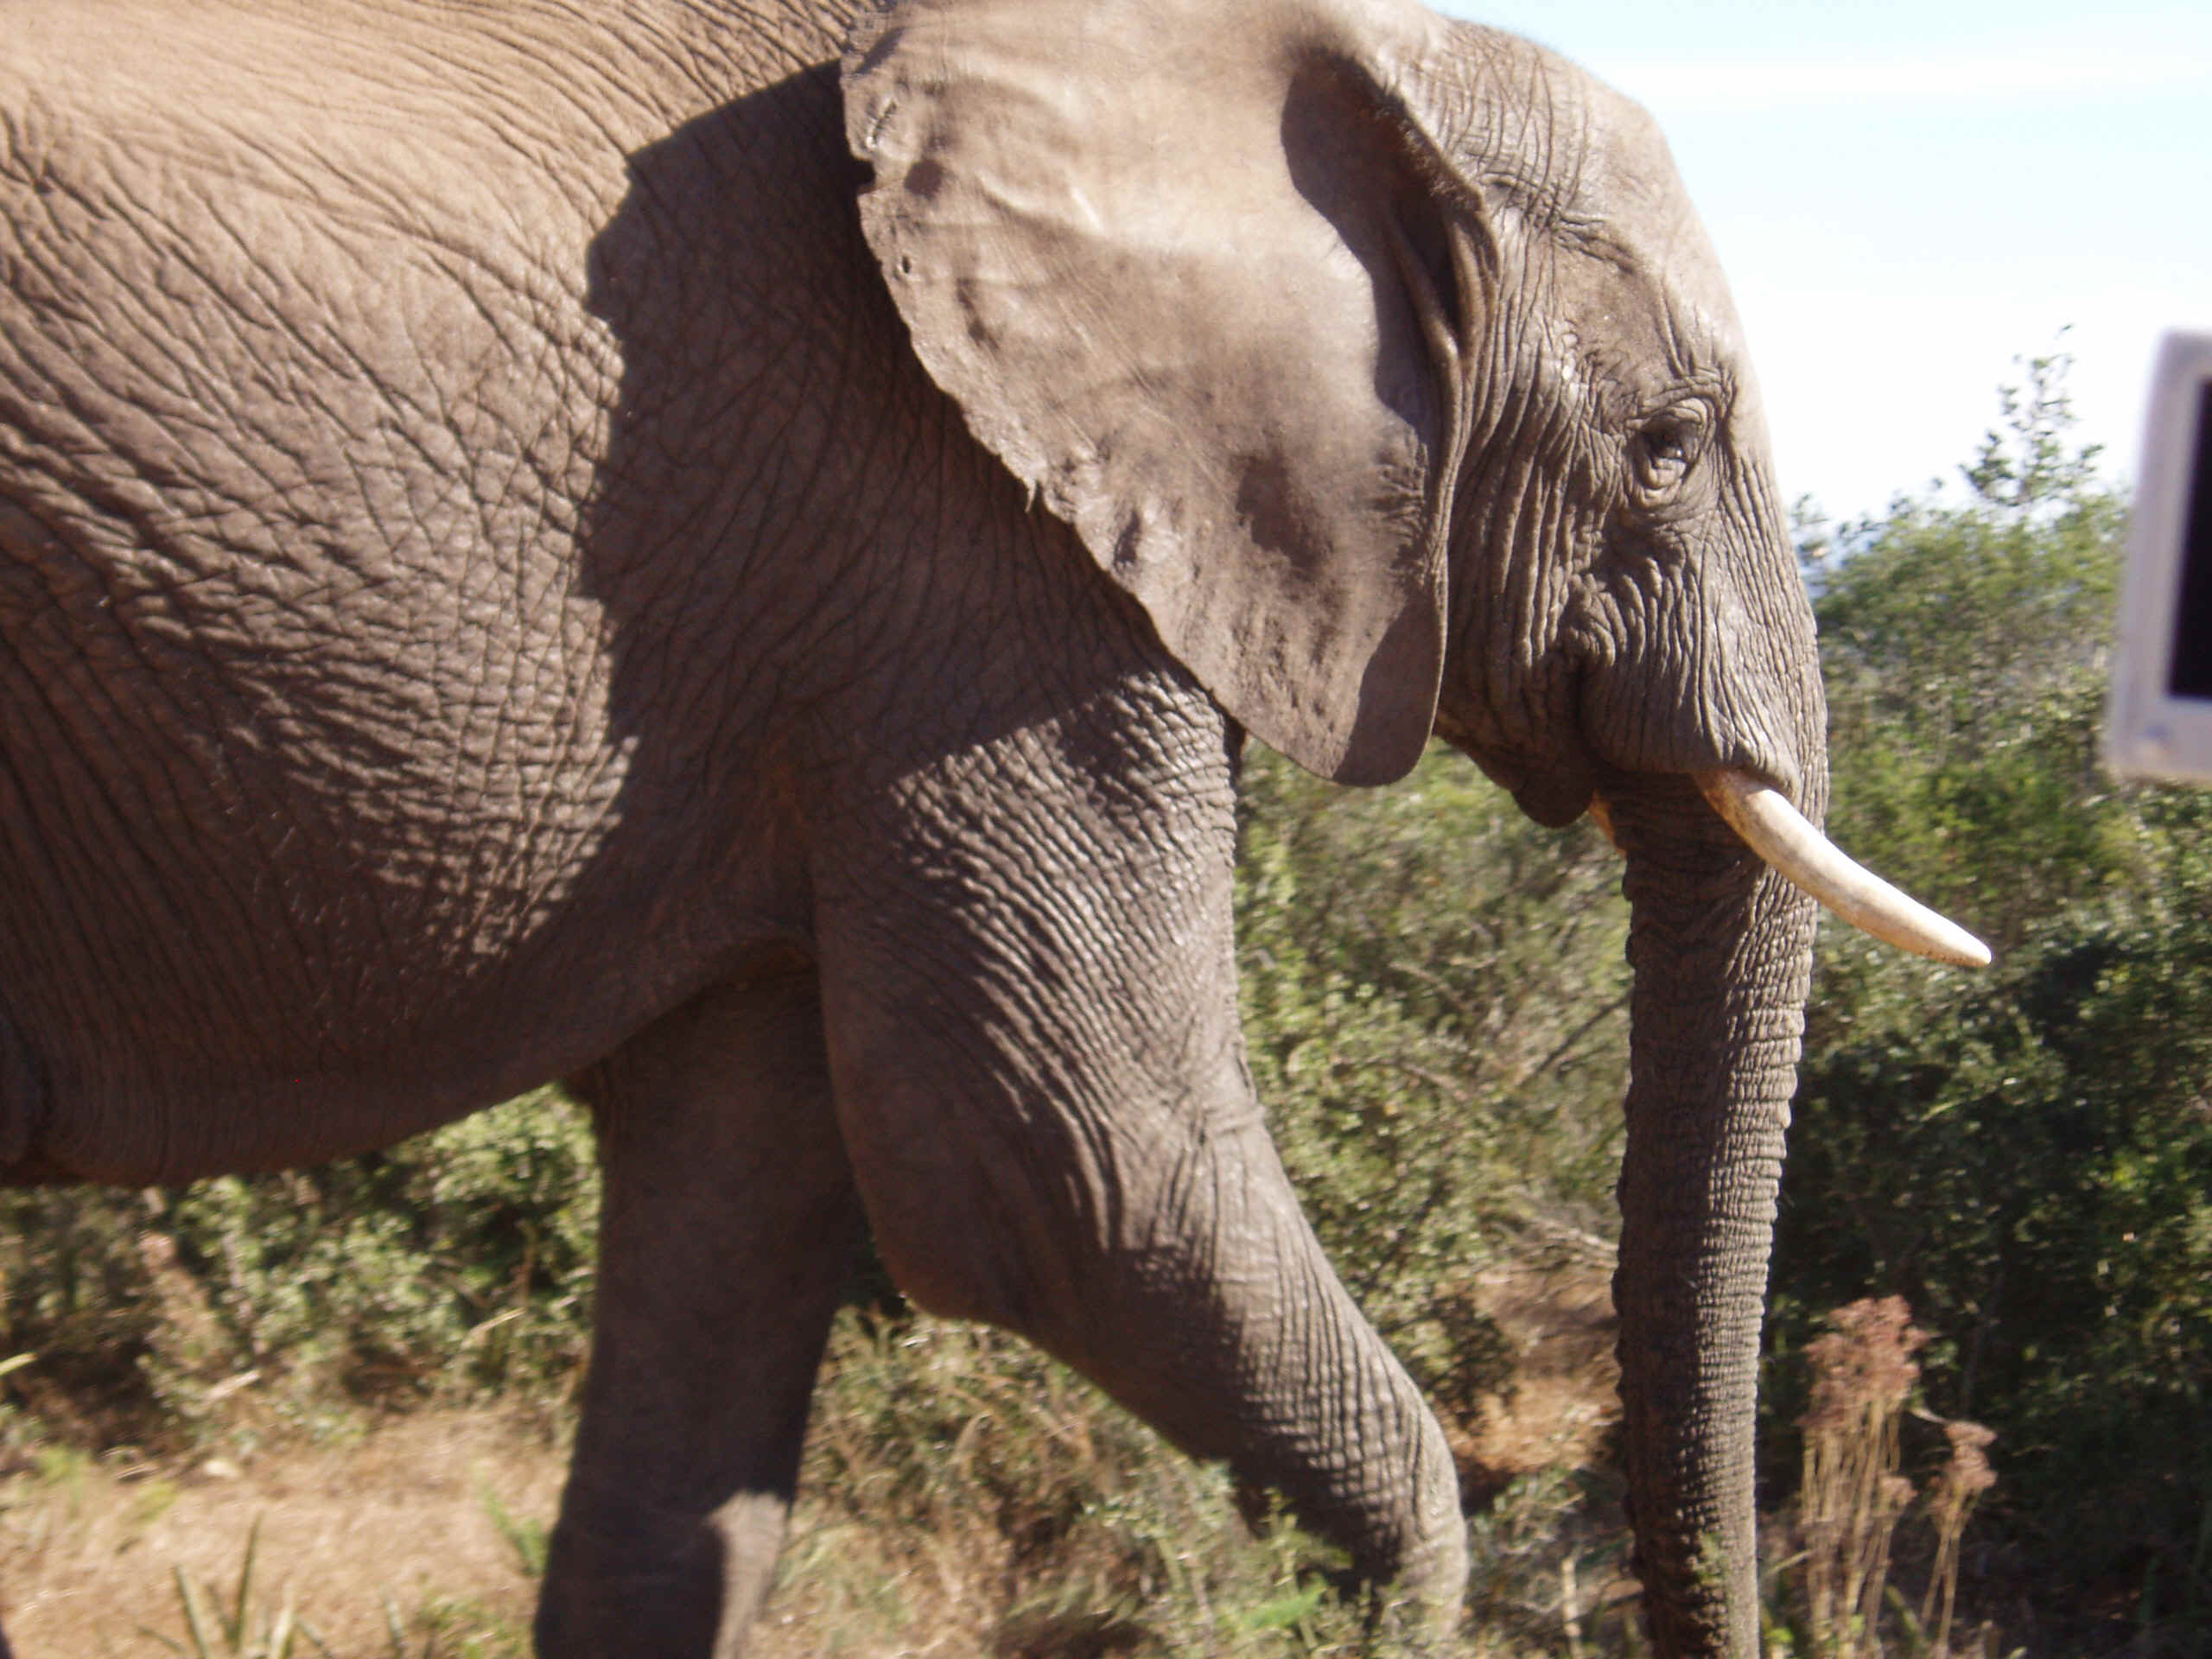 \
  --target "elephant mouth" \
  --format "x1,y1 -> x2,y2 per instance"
1433,707 -> 1599,830
1589,772 -> 1990,969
